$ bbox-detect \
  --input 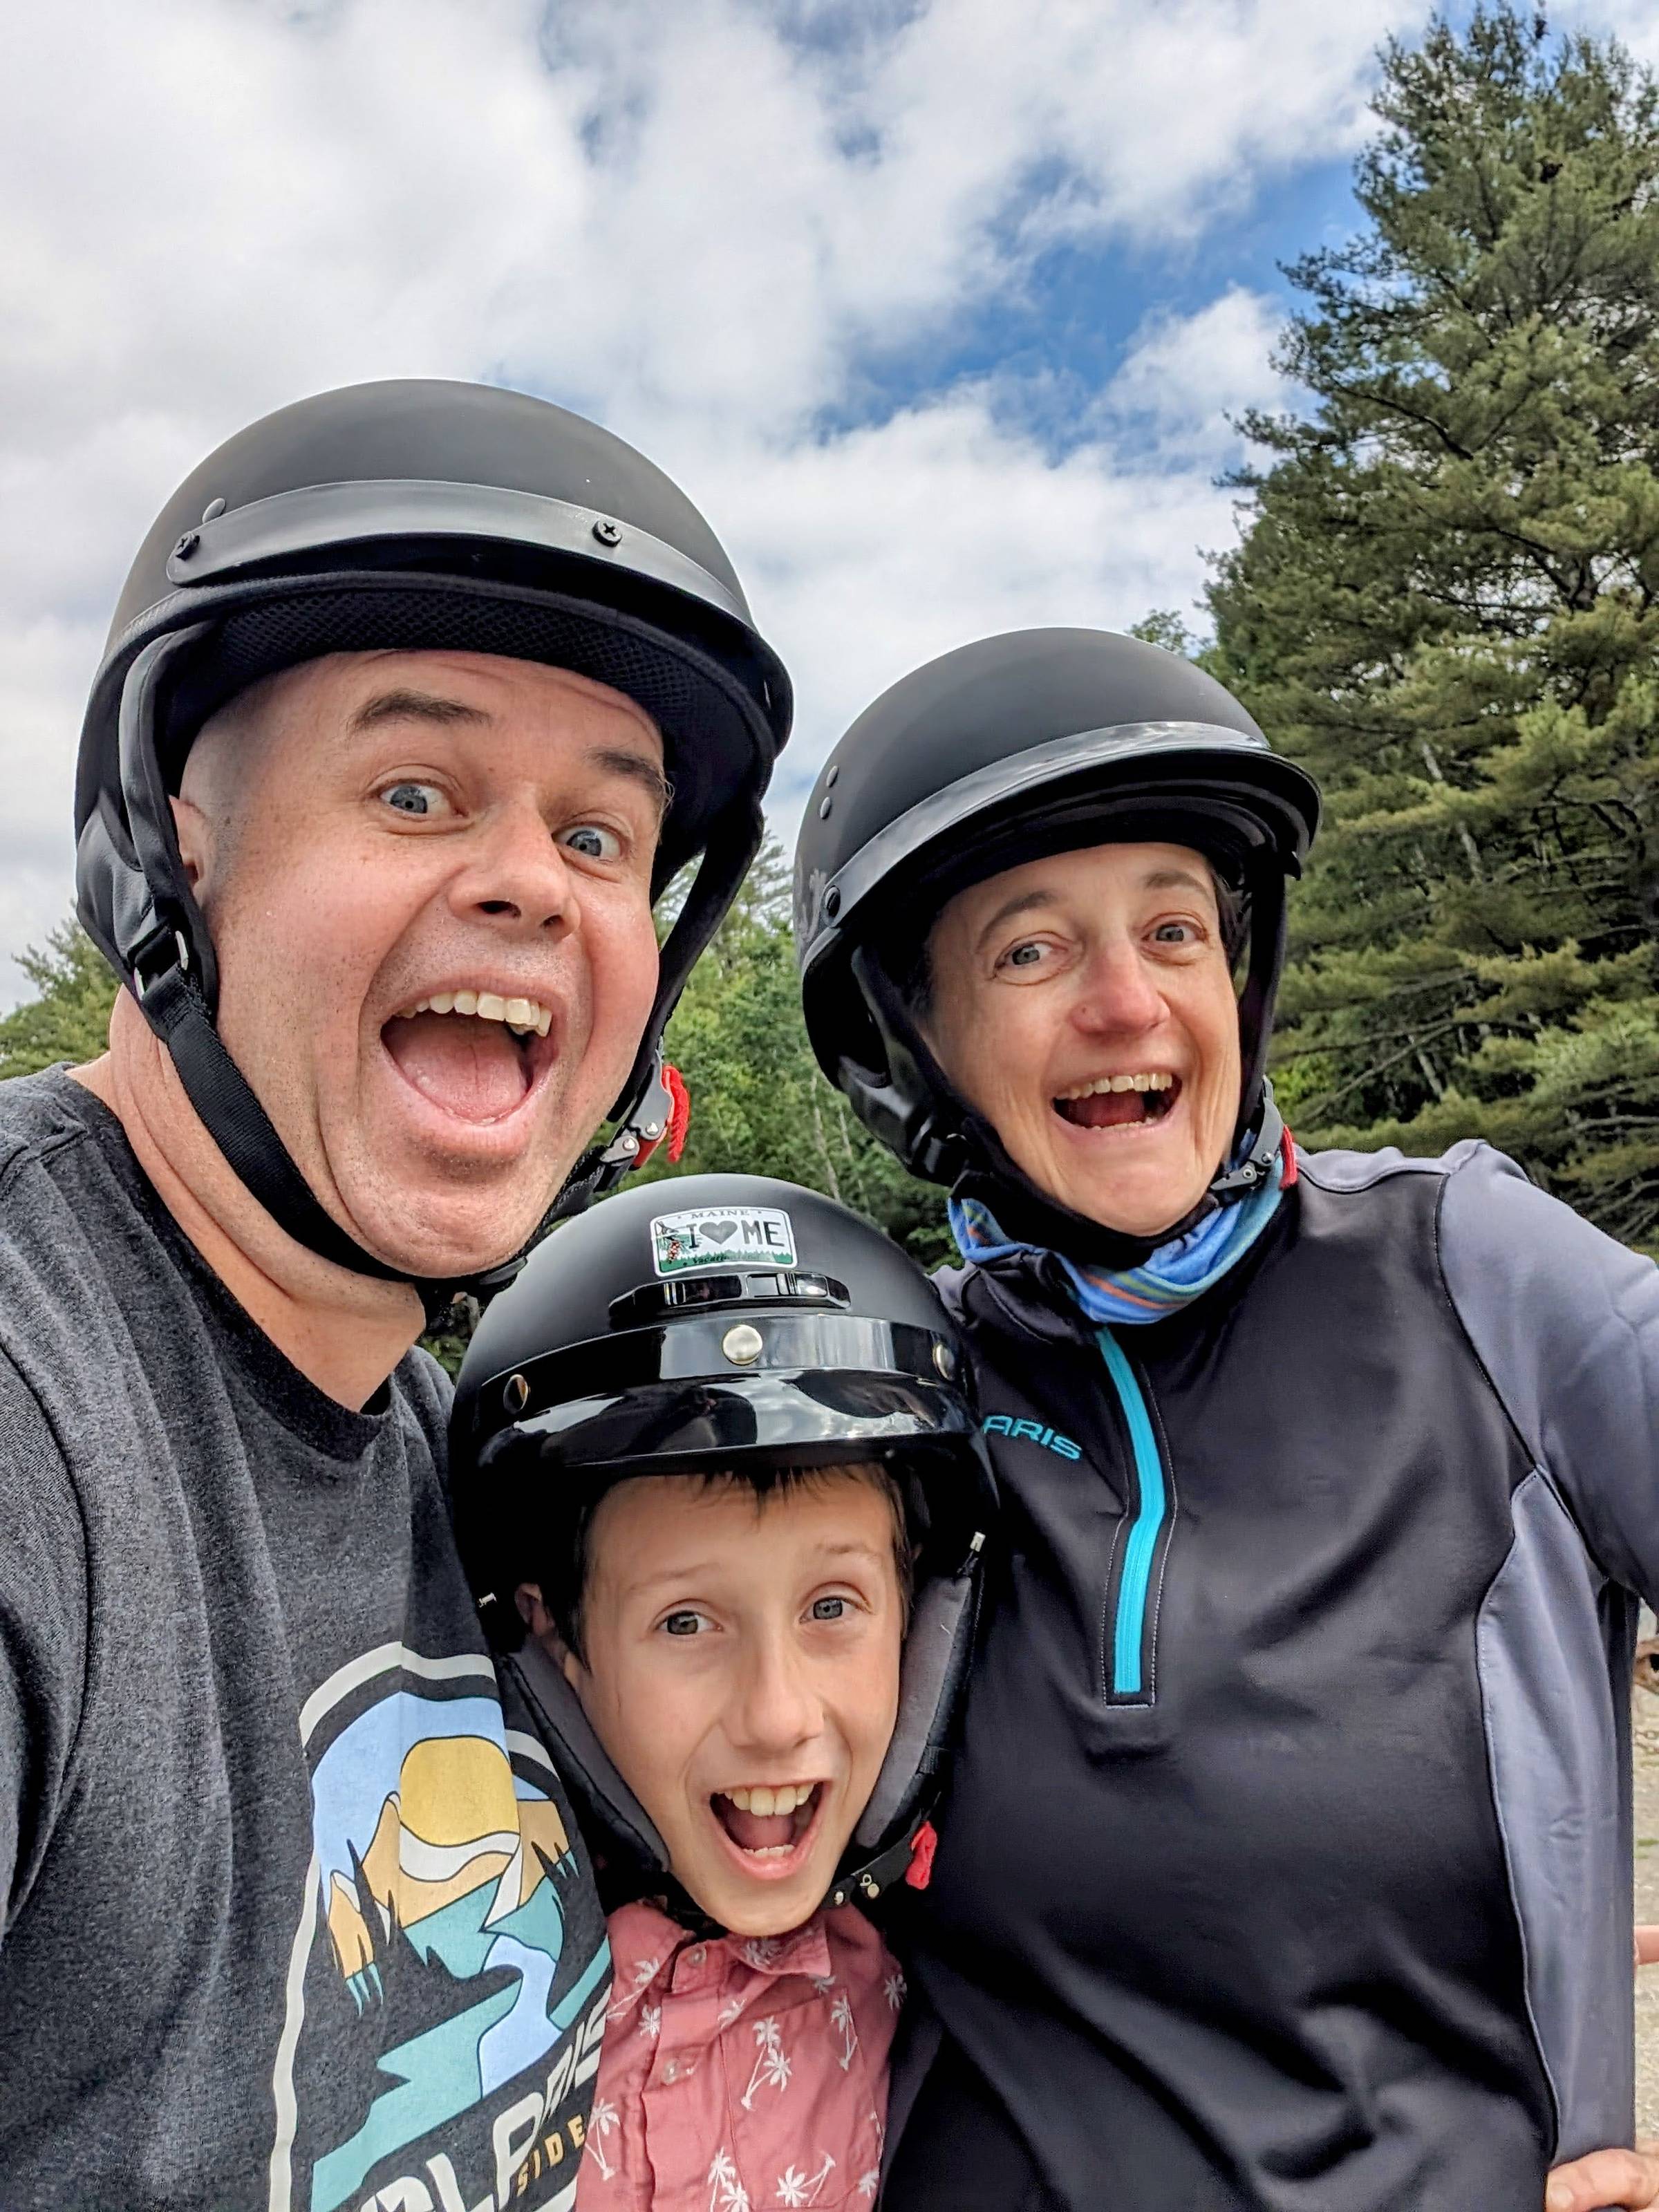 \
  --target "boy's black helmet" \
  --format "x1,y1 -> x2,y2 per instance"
793,627 -> 1320,1268
75,379 -> 792,1313
452,1172 -> 995,1921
